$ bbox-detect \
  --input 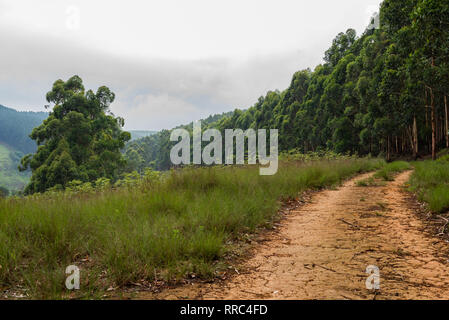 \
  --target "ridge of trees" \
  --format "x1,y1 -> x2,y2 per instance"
124,111 -> 234,172
124,0 -> 449,171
